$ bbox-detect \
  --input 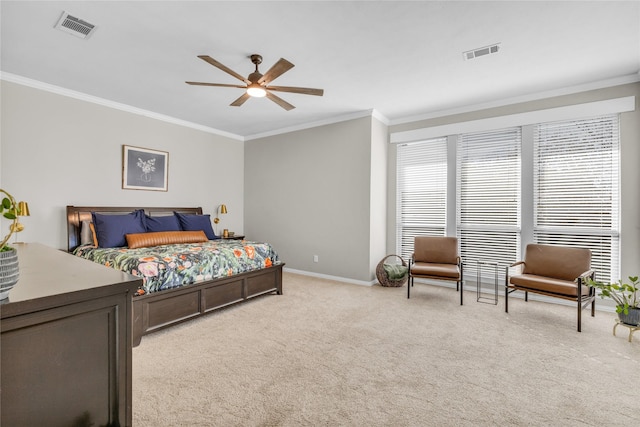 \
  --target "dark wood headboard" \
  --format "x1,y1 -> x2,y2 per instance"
66,206 -> 203,252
